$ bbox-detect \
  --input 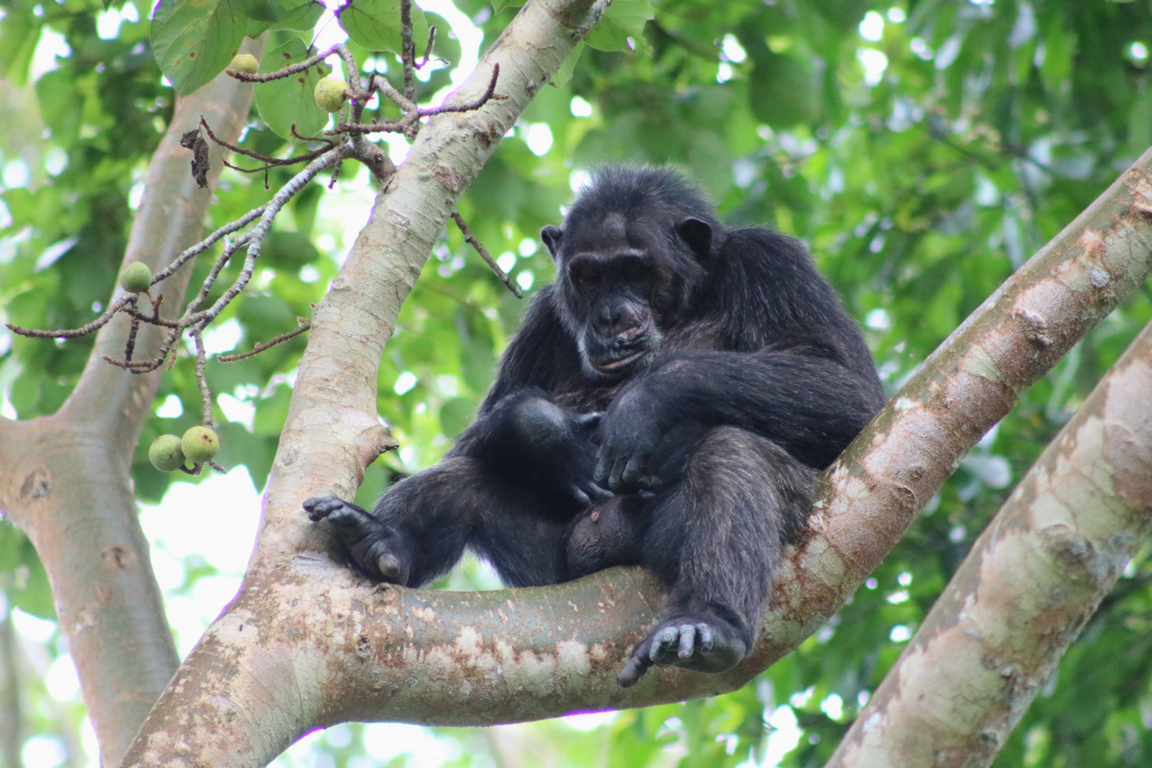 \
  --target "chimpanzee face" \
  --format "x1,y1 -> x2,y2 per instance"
542,212 -> 712,381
